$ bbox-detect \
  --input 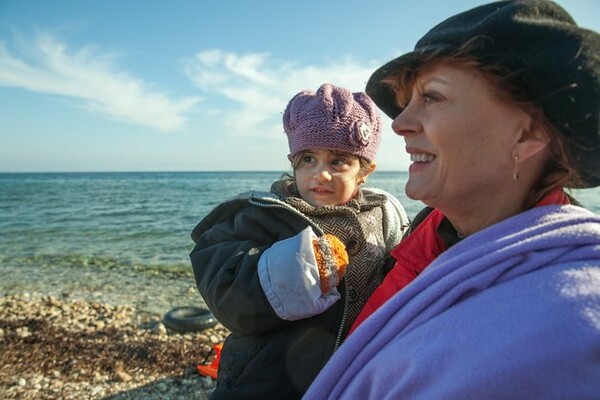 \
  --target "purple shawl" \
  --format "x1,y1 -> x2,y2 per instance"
304,205 -> 600,399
